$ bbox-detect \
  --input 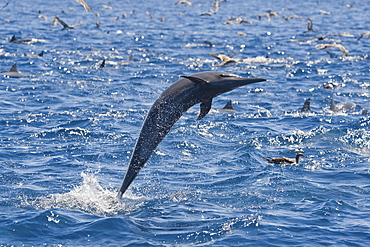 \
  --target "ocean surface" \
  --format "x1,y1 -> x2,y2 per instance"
1,0 -> 370,246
